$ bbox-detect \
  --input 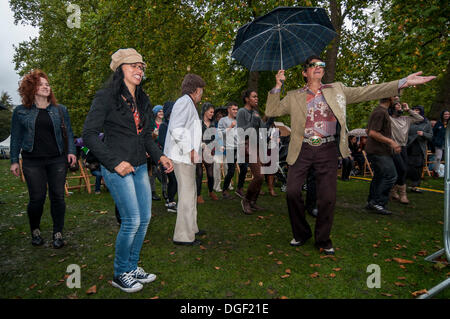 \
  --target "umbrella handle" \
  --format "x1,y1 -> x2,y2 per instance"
281,80 -> 285,95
